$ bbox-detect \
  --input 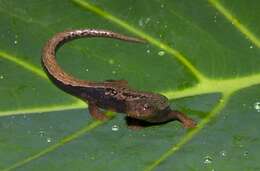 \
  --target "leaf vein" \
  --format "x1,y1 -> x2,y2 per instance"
0,51 -> 47,79
208,0 -> 260,48
144,93 -> 231,171
3,119 -> 109,171
71,0 -> 206,82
